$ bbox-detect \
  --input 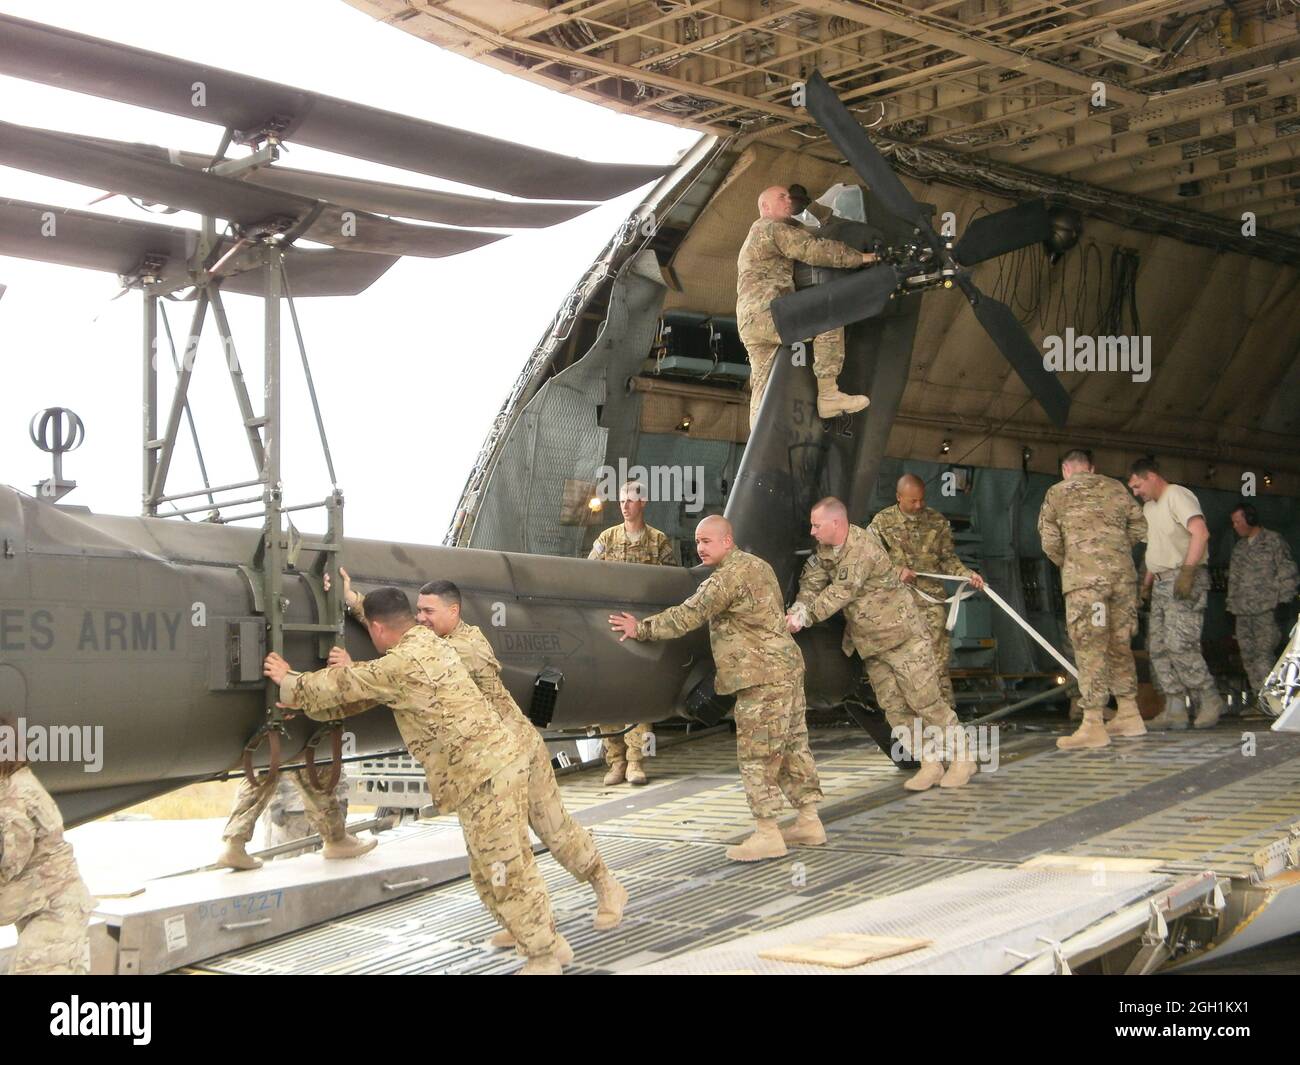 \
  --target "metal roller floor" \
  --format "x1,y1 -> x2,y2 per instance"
190,722 -> 1300,975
